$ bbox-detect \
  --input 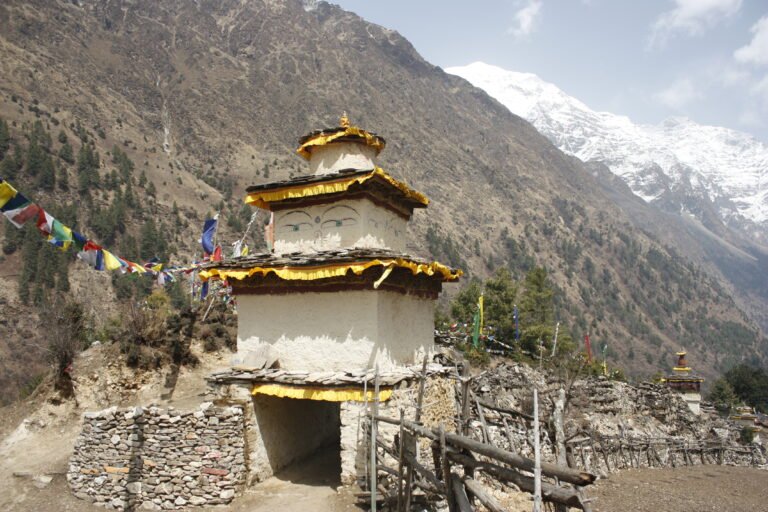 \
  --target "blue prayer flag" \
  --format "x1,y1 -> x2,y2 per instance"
201,216 -> 218,255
